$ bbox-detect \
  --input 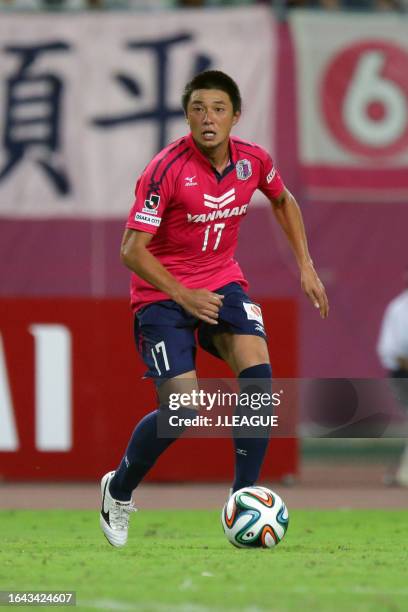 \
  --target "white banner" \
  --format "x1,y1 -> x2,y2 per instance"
290,11 -> 408,201
0,8 -> 275,218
